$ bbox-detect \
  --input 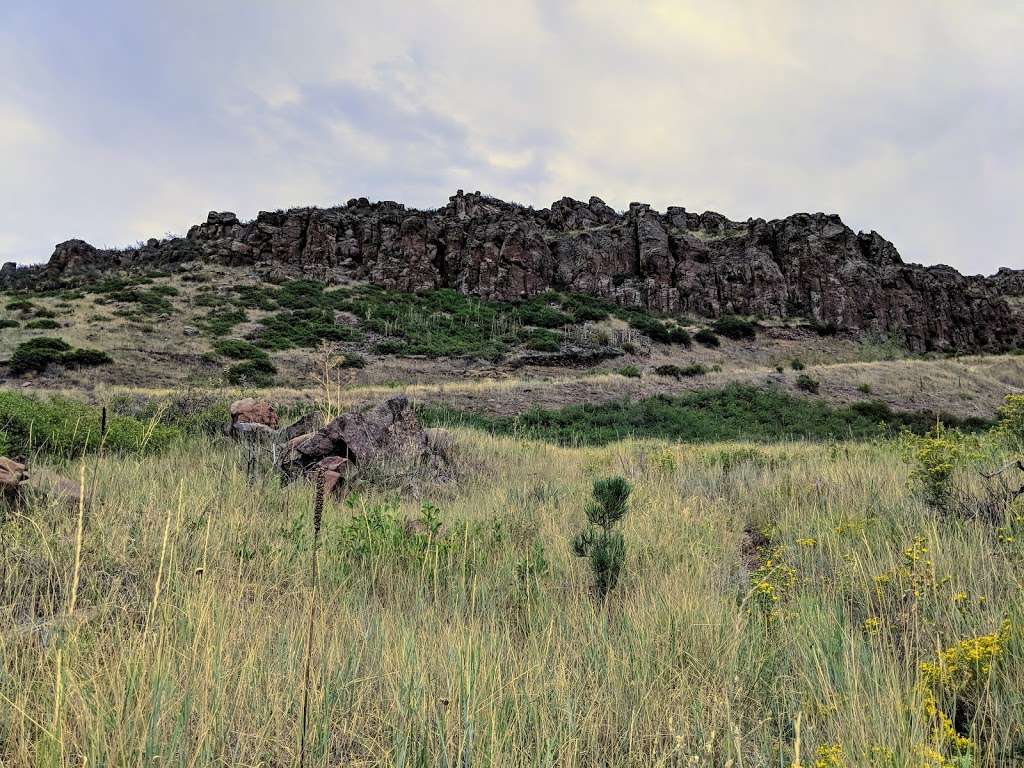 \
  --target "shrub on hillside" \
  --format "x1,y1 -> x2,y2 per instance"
9,337 -> 71,374
796,374 -> 820,394
213,338 -> 268,361
25,319 -> 60,330
60,348 -> 113,367
790,358 -> 805,371
655,363 -> 707,378
0,318 -> 18,329
694,329 -> 720,347
226,358 -> 277,387
712,315 -> 758,340
617,365 -> 641,378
